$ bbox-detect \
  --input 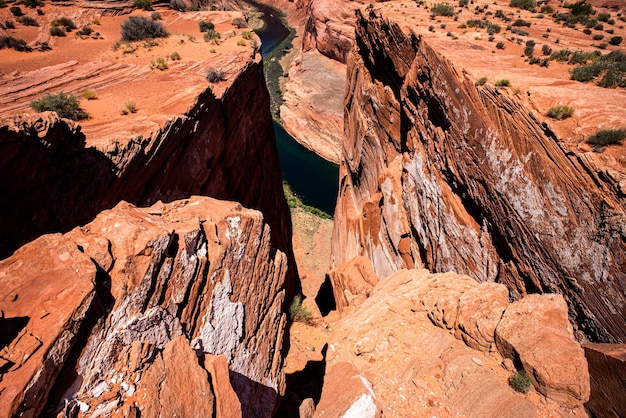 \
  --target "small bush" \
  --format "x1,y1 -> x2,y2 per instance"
431,2 -> 454,17
198,20 -> 214,32
76,25 -> 93,36
496,41 -> 505,49
36,8 -> 44,15
237,38 -> 246,46
583,28 -> 592,35
597,13 -> 610,22
188,5 -> 199,11
83,89 -> 97,100
150,56 -> 168,70
570,62 -> 604,82
0,35 -> 31,51
289,295 -> 314,325
547,105 -> 574,120
510,370 -> 533,393
594,23 -> 604,31
92,19 -> 100,25
134,0 -> 152,10
568,0 -> 593,16
121,100 -> 137,115
476,76 -> 488,85
50,26 -> 65,36
586,128 -> 626,146
524,40 -> 535,57
10,5 -> 23,16
203,29 -> 220,43
5,20 -> 15,29
22,0 -> 42,7
231,17 -> 246,28
151,12 -> 161,20
52,17 -> 76,31
428,25 -> 435,32
495,78 -> 511,87
459,0 -> 468,6
0,0 -> 6,7
512,19 -> 531,27
170,0 -> 186,11
509,0 -> 536,12
121,16 -> 168,41
593,34 -> 604,41
170,51 -> 181,60
542,44 -> 552,55
609,36 -> 623,45
206,68 -> 225,83
30,92 -> 88,120
242,31 -> 252,40
19,16 -> 38,26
